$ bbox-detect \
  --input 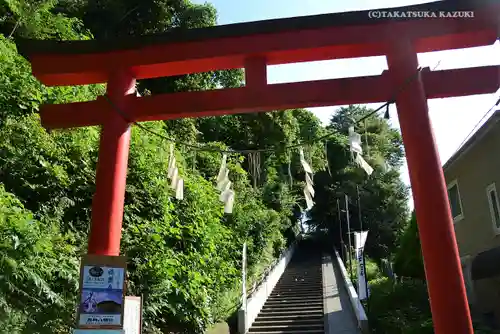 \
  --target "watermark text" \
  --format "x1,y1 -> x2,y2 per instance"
368,10 -> 475,19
